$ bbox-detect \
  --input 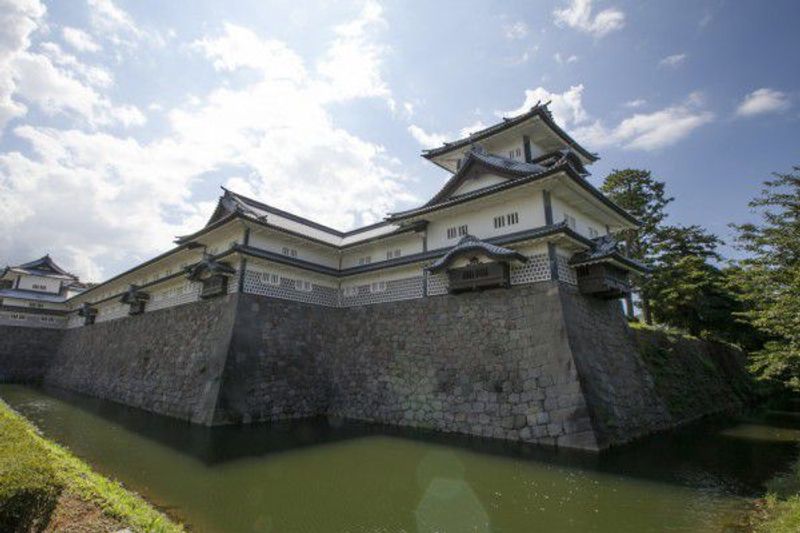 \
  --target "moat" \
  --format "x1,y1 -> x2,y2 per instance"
2,384 -> 799,532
